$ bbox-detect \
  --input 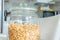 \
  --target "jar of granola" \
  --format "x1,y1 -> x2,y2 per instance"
8,16 -> 40,40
